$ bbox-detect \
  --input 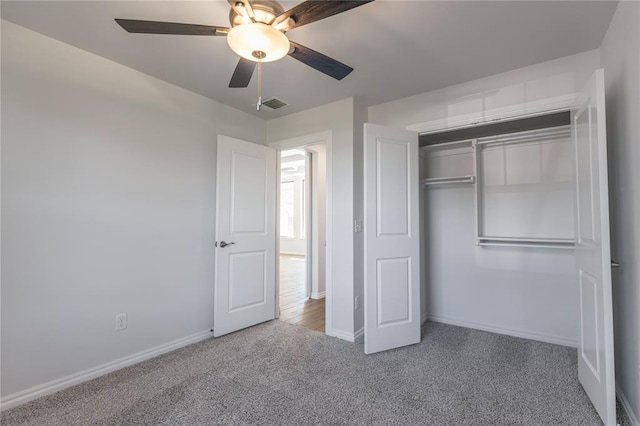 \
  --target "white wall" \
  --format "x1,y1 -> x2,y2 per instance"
279,239 -> 306,256
0,21 -> 265,402
600,1 -> 640,421
267,98 -> 356,340
368,49 -> 601,346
